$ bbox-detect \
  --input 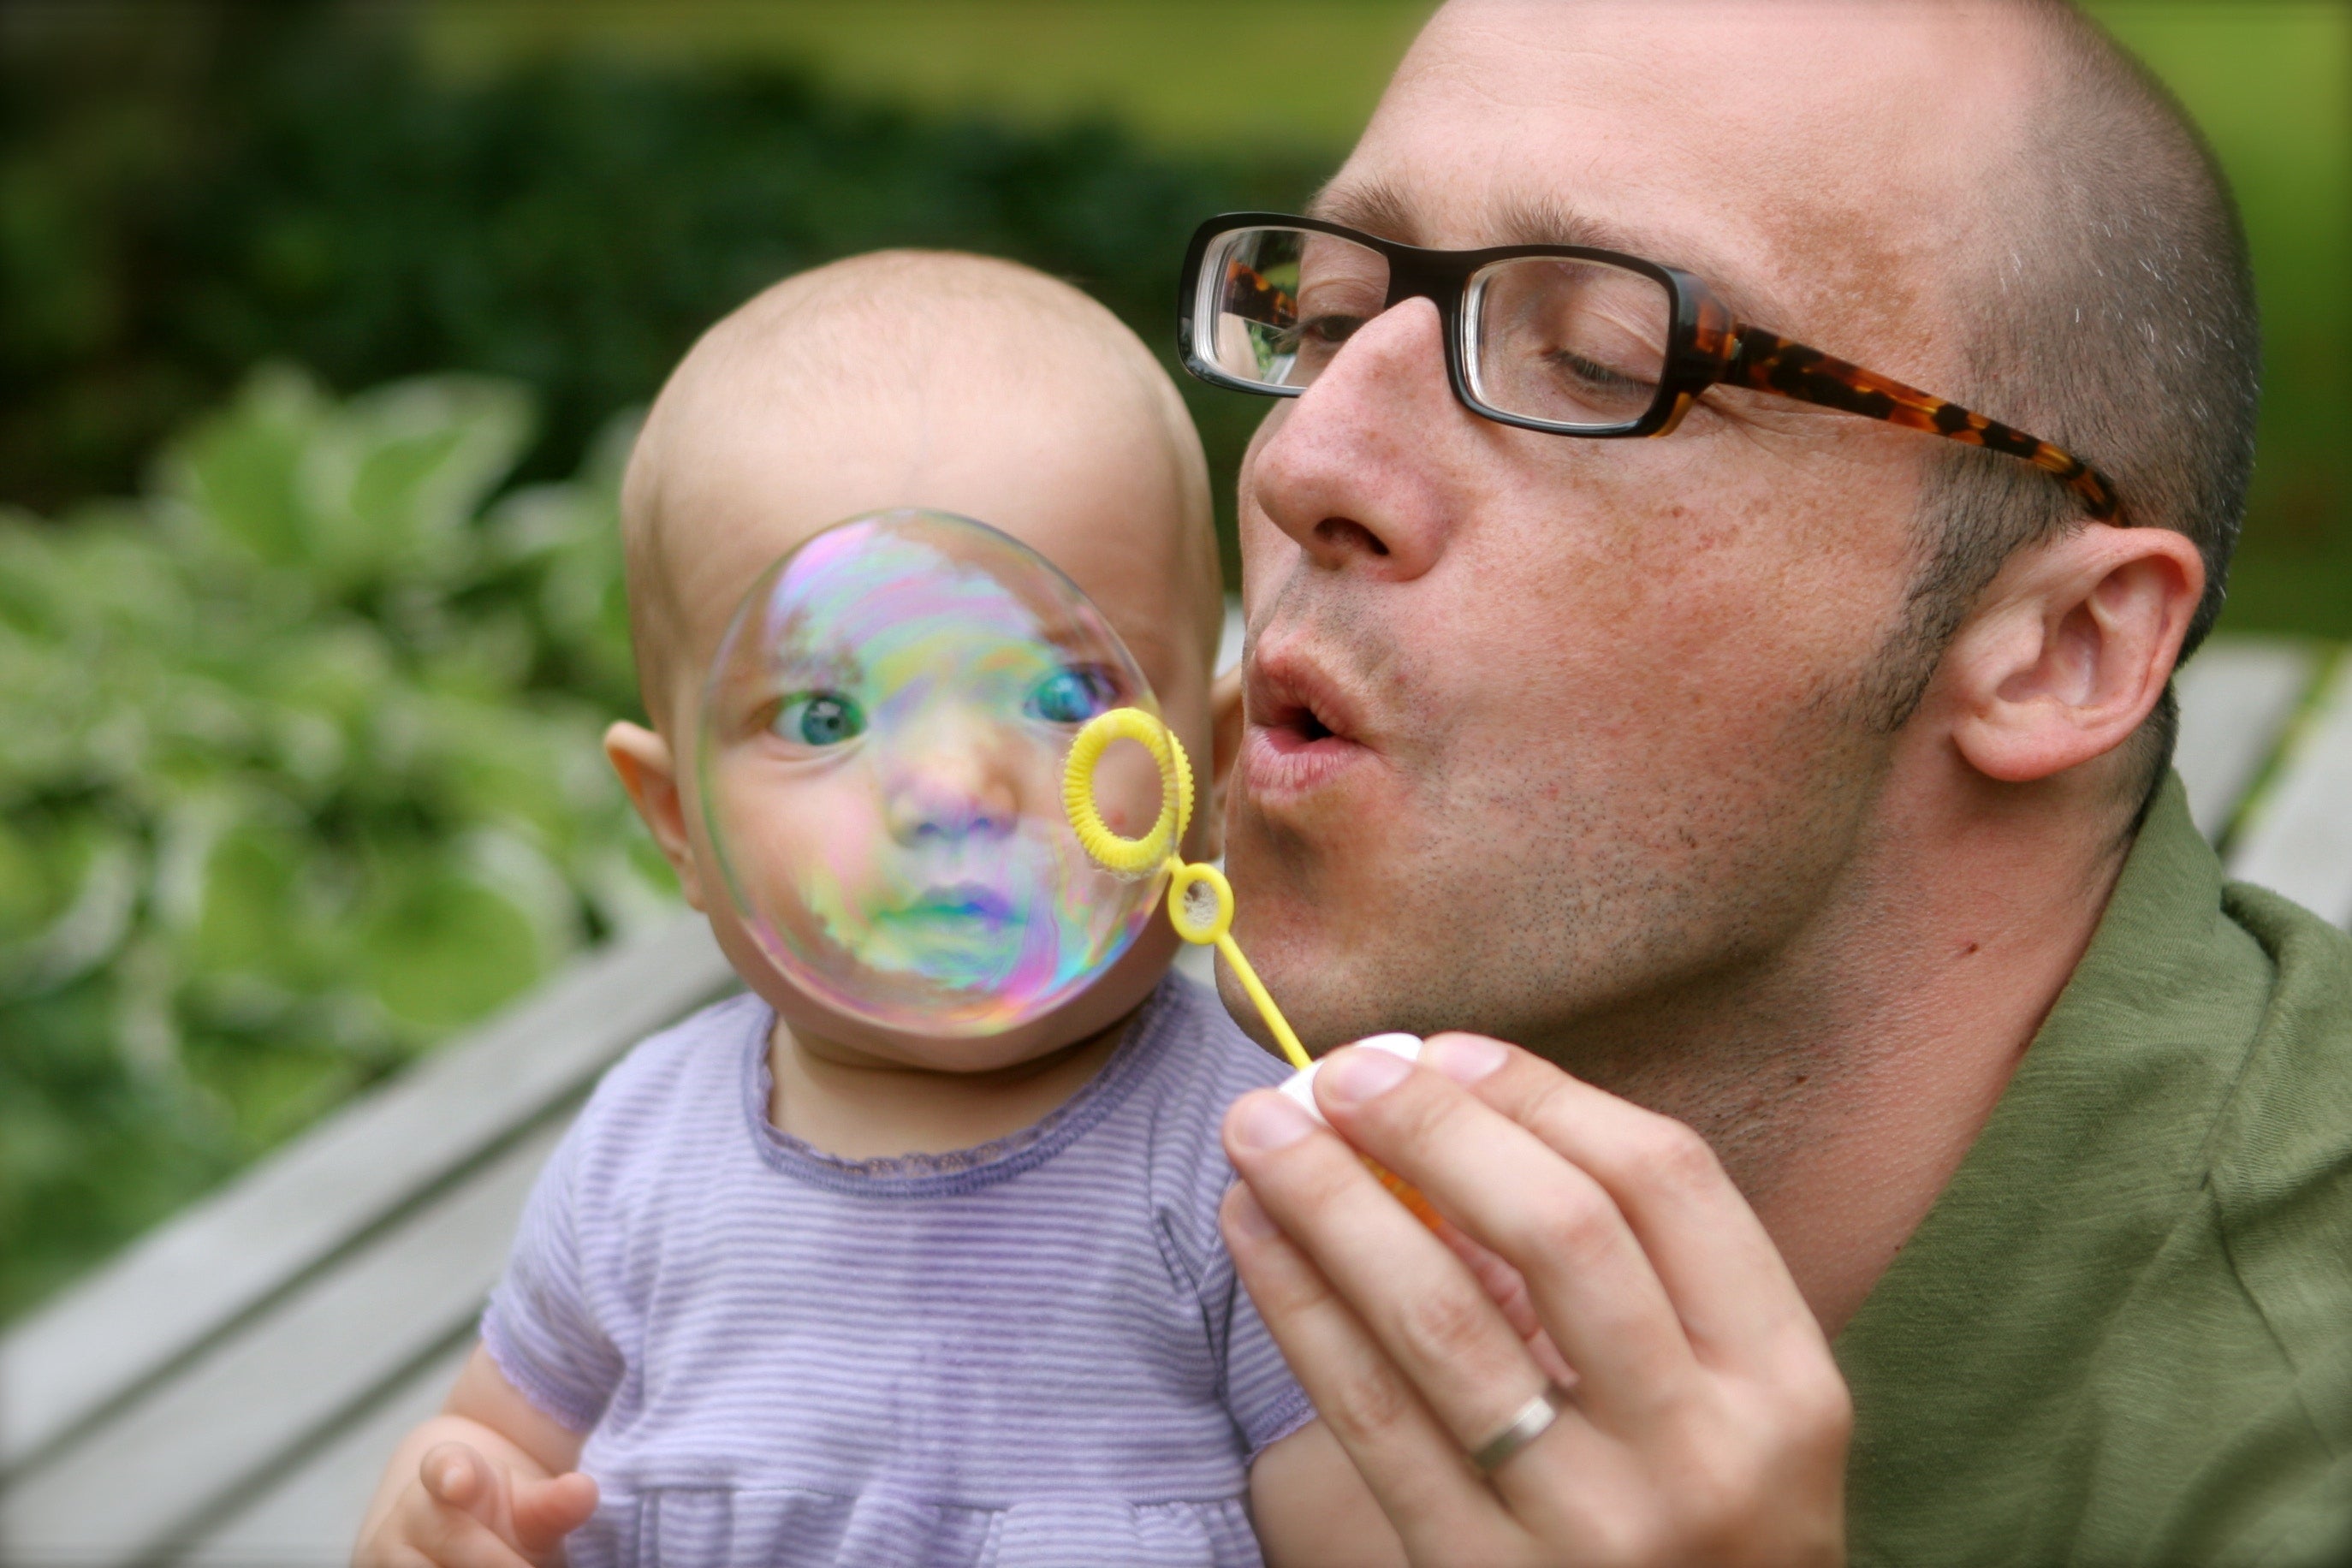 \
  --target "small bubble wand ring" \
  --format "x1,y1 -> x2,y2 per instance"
1064,707 -> 1310,1072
